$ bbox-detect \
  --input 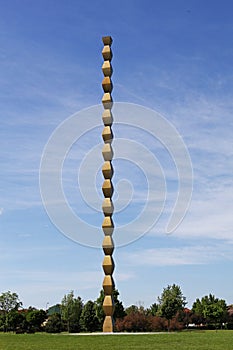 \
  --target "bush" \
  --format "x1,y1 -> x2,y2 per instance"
45,313 -> 62,333
115,312 -> 184,332
115,312 -> 149,332
149,316 -> 167,331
